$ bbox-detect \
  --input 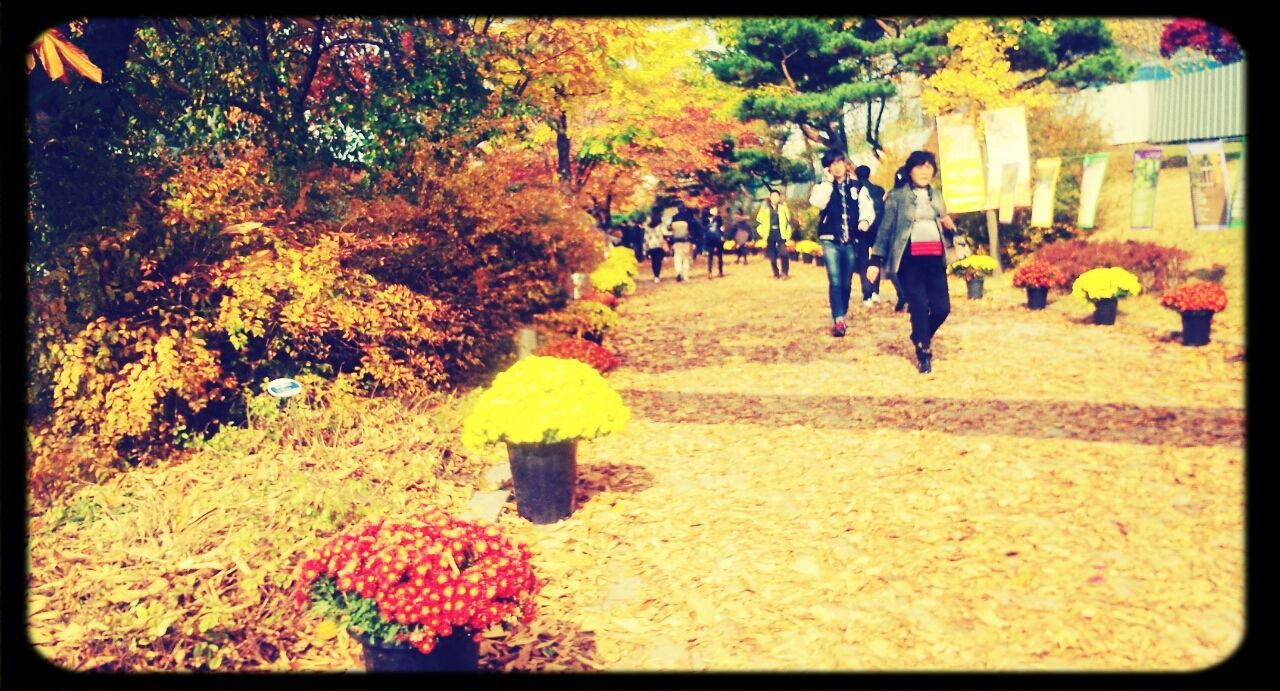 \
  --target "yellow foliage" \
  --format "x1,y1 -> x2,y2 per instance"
922,19 -> 1056,129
